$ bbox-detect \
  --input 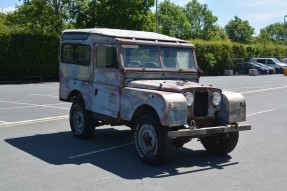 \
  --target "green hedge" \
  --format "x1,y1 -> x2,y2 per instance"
193,40 -> 287,75
0,33 -> 59,81
1,33 -> 287,80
